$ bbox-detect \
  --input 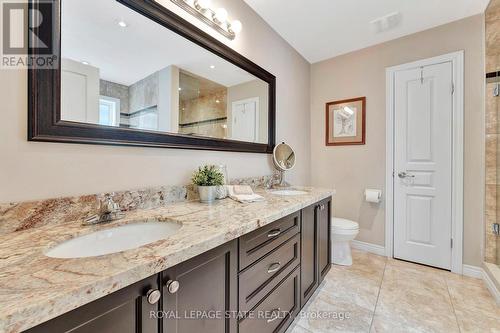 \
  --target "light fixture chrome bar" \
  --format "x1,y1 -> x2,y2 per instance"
170,0 -> 236,40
